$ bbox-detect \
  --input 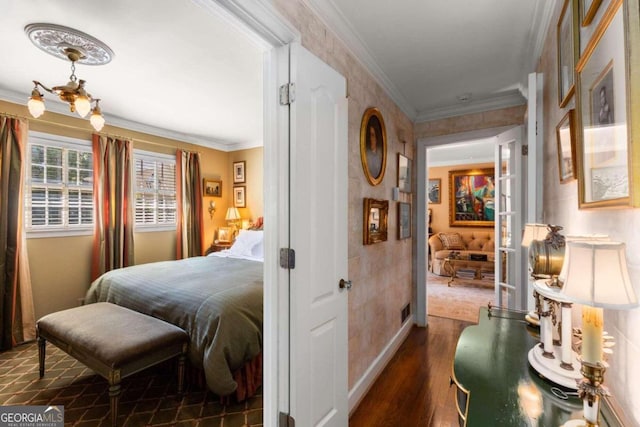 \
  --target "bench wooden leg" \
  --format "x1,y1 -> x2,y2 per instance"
109,382 -> 121,427
177,354 -> 186,396
38,337 -> 46,378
